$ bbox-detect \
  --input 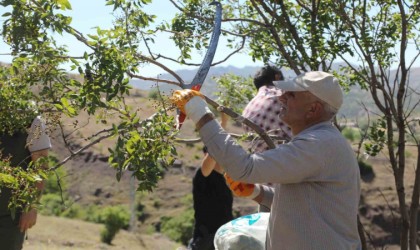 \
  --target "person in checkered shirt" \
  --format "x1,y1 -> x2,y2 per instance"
242,65 -> 292,153
241,65 -> 292,212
